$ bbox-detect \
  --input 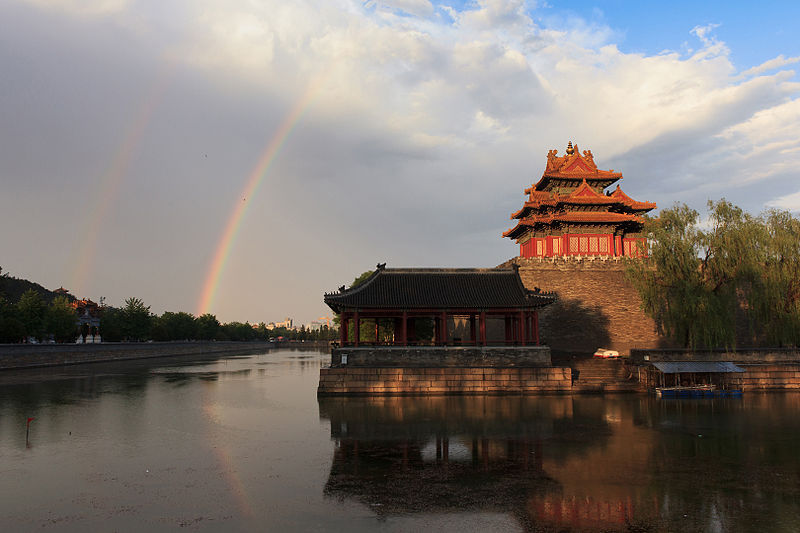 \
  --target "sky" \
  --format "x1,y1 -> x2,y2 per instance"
1,0 -> 799,325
